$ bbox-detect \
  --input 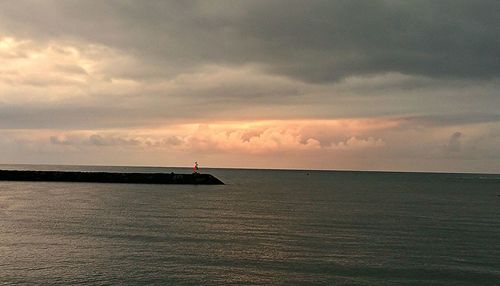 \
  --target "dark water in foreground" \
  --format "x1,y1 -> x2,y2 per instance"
0,165 -> 499,285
